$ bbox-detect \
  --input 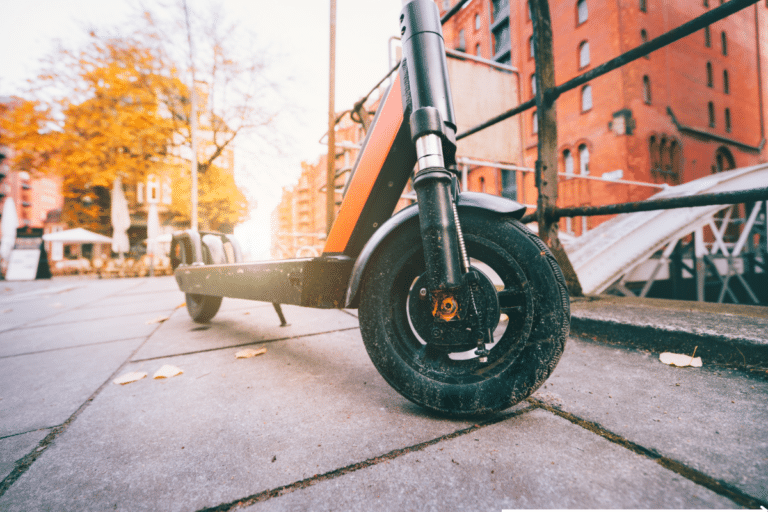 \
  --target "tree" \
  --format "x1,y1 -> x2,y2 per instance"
3,1 -> 281,232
